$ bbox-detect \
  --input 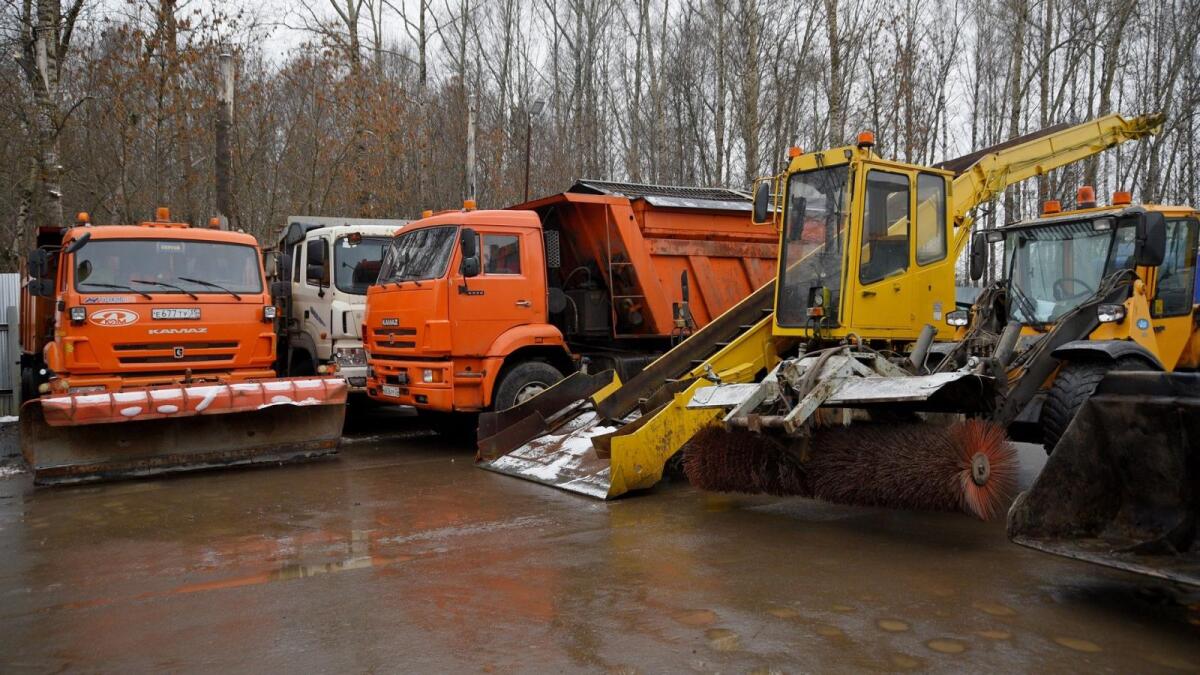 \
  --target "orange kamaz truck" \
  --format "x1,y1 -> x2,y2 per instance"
19,209 -> 348,484
363,181 -> 777,424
